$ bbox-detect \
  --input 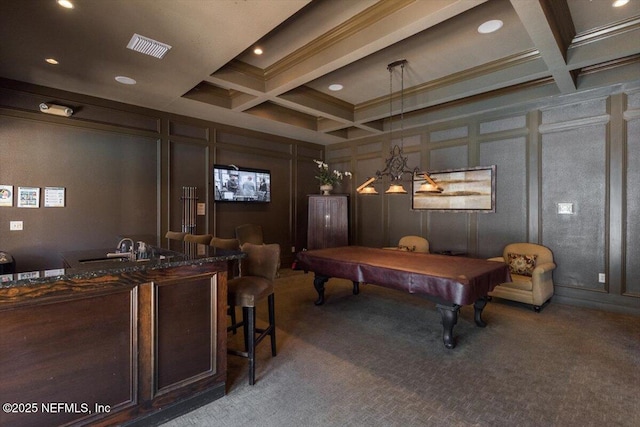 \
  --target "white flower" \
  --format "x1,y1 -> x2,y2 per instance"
313,159 -> 351,186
